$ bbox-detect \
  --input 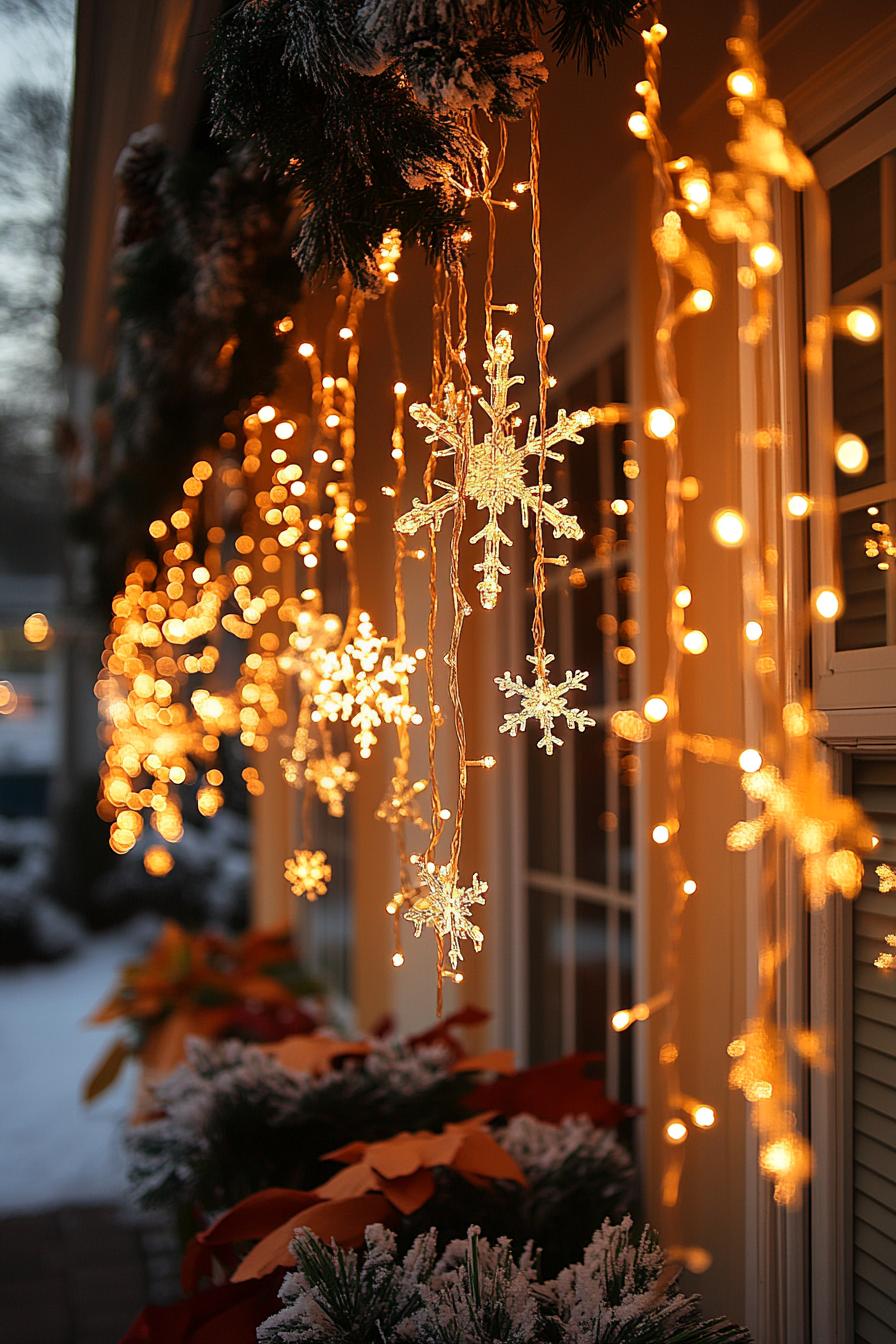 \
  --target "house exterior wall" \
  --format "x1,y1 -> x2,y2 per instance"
58,1 -> 896,1334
